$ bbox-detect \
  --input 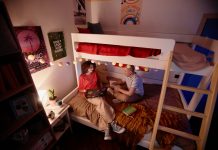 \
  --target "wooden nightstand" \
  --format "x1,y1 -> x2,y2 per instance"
44,103 -> 72,141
